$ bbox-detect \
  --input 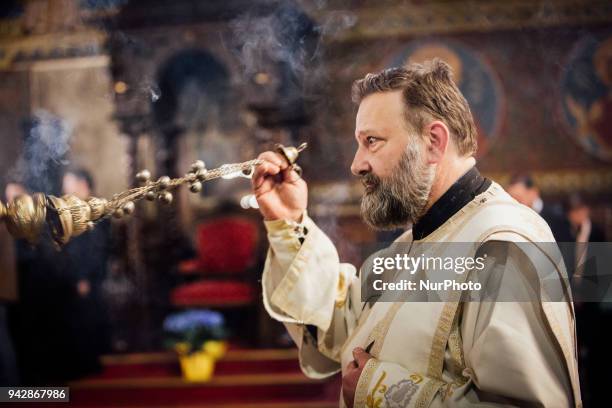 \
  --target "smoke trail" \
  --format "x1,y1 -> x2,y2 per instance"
229,3 -> 357,87
9,110 -> 72,194
230,5 -> 311,79
315,10 -> 358,40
